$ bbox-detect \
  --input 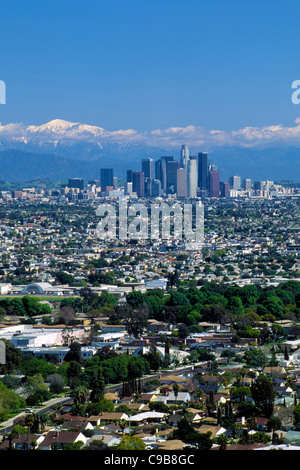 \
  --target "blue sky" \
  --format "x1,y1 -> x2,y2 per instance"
1,0 -> 300,134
